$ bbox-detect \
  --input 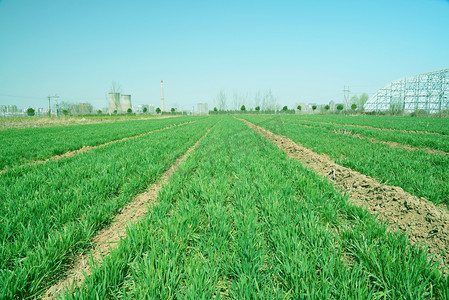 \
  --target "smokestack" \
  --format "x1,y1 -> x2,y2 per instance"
161,80 -> 164,112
